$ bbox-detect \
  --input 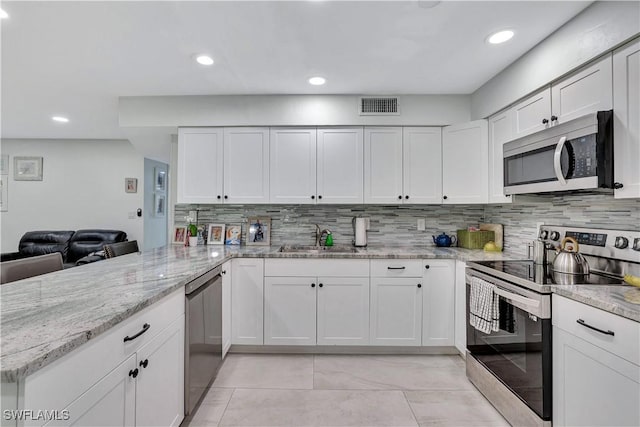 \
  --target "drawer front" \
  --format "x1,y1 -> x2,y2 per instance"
552,294 -> 639,365
370,259 -> 423,277
24,289 -> 184,415
264,259 -> 369,277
